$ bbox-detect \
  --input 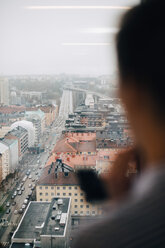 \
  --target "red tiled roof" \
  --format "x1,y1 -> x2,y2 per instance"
53,136 -> 96,153
0,106 -> 26,114
38,166 -> 79,185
